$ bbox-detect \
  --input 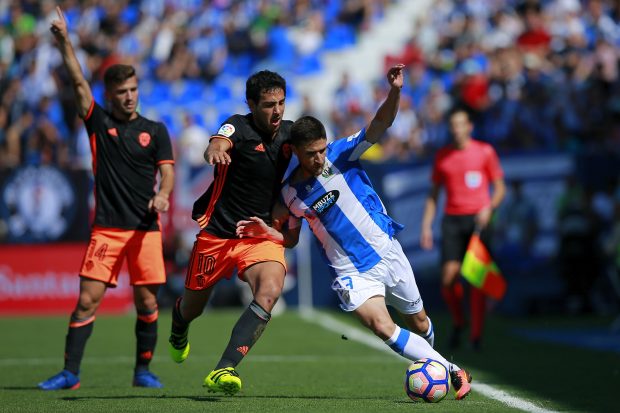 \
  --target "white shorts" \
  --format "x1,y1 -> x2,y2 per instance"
330,239 -> 424,314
